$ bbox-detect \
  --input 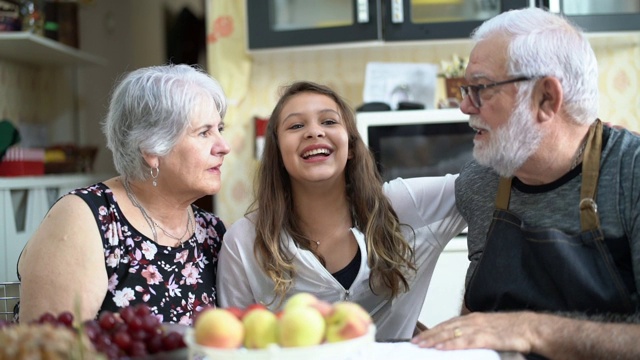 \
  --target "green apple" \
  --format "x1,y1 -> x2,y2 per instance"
325,302 -> 372,343
277,306 -> 326,347
242,308 -> 278,349
194,308 -> 244,348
